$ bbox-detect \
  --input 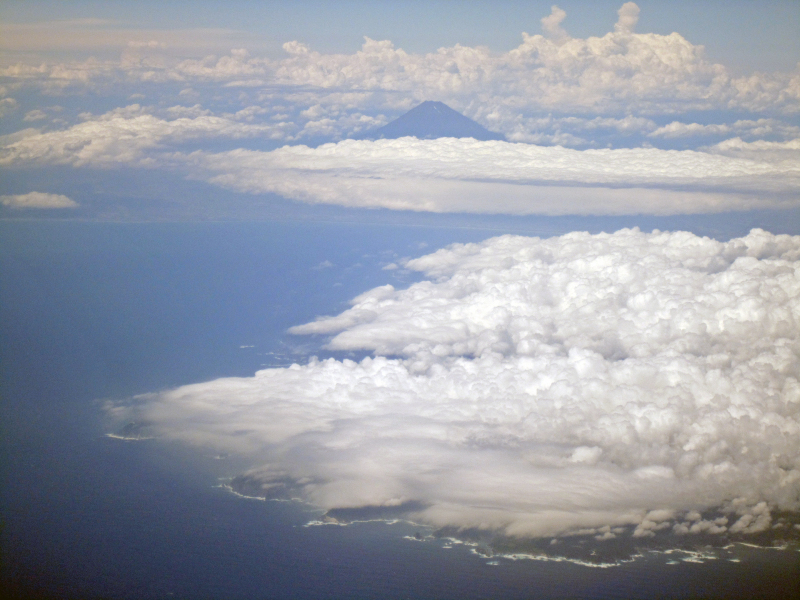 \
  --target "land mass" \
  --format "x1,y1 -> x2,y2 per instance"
363,100 -> 505,141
